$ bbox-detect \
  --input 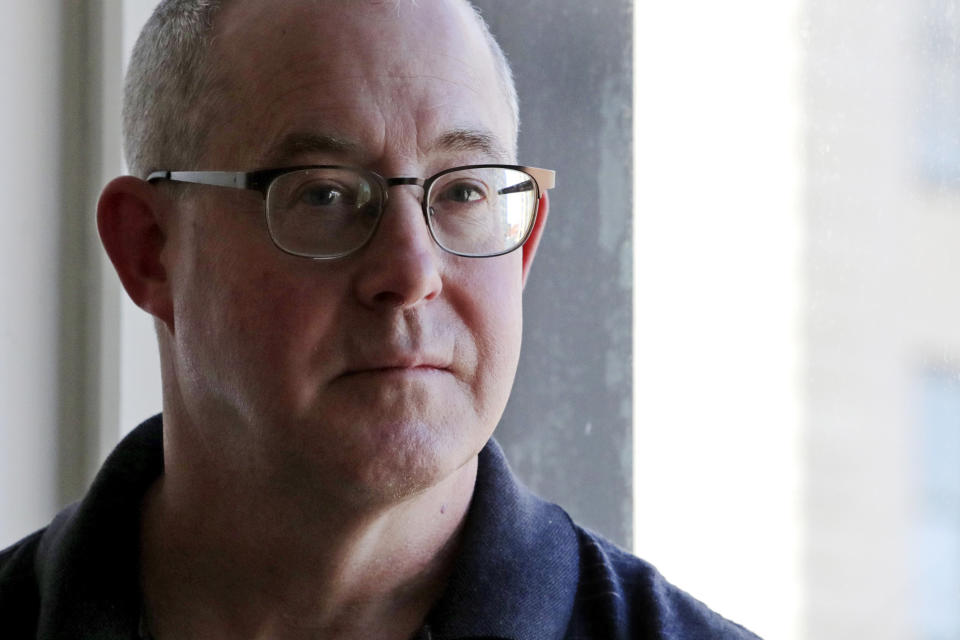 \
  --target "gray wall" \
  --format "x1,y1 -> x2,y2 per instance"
473,1 -> 634,548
